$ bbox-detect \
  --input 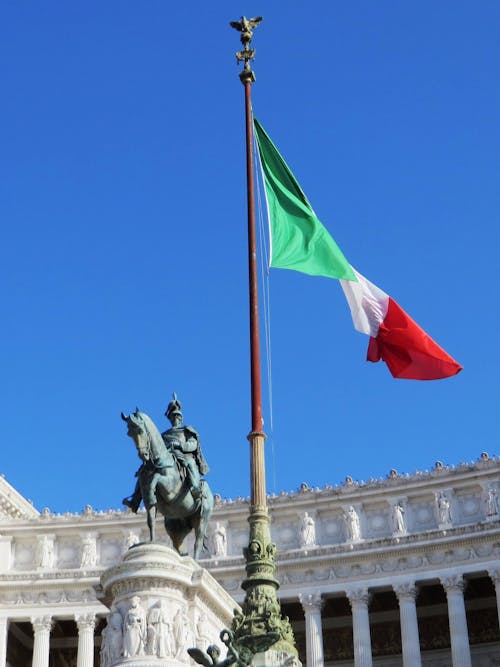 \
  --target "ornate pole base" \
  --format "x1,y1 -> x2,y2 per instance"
231,433 -> 299,665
